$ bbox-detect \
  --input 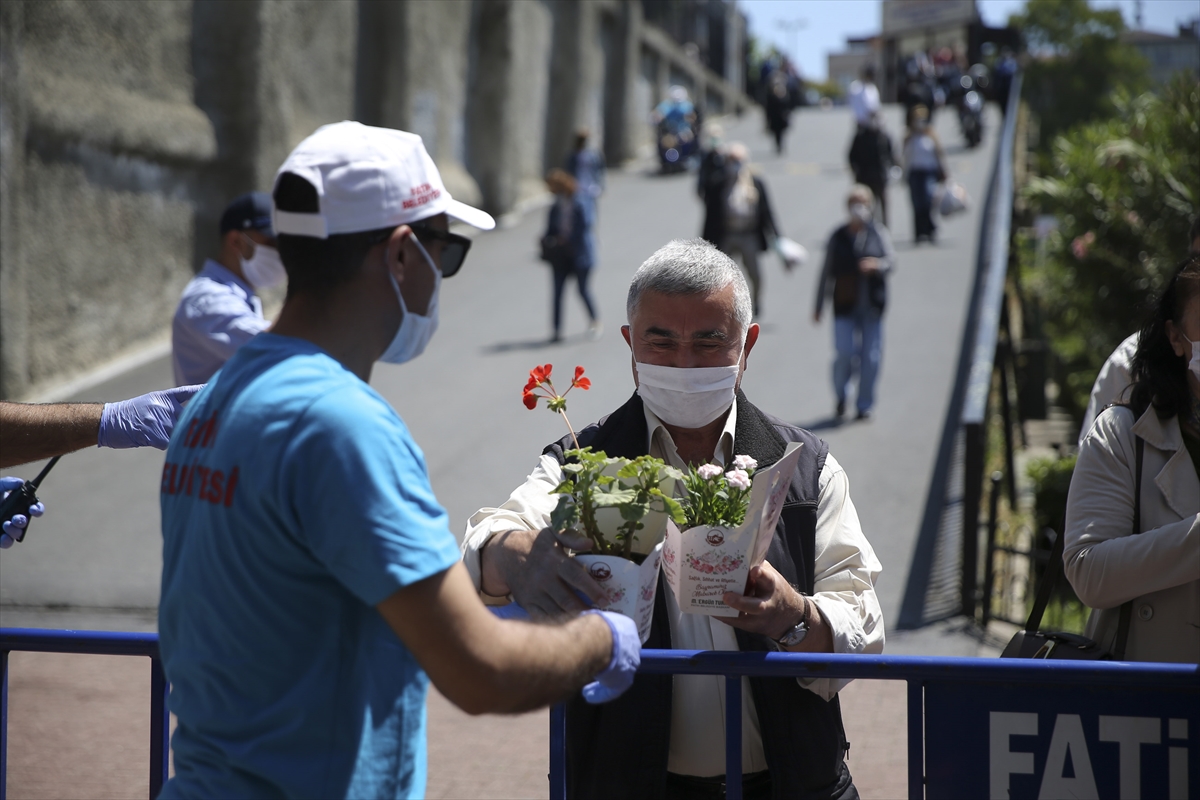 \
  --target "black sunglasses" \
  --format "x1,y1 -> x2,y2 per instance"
410,225 -> 472,278
367,224 -> 472,278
